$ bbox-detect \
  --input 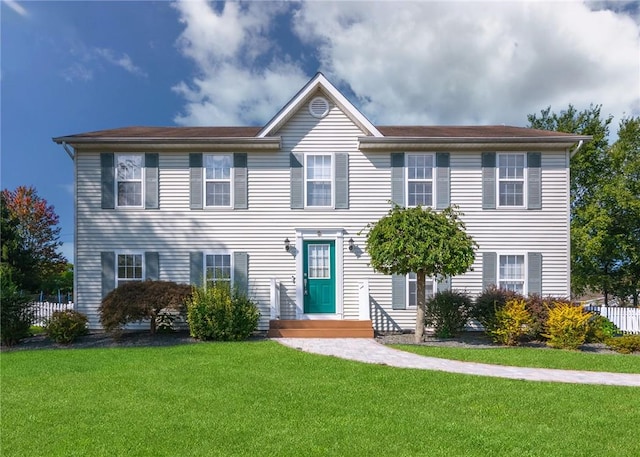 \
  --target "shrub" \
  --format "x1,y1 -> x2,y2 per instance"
187,284 -> 260,341
470,286 -> 523,335
525,295 -> 572,340
605,335 -> 640,354
99,280 -> 192,336
544,302 -> 592,350
0,268 -> 33,347
490,298 -> 532,346
45,310 -> 89,344
424,290 -> 472,338
586,314 -> 621,343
